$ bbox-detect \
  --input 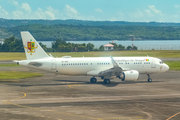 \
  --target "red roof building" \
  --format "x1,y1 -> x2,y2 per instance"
103,44 -> 114,51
